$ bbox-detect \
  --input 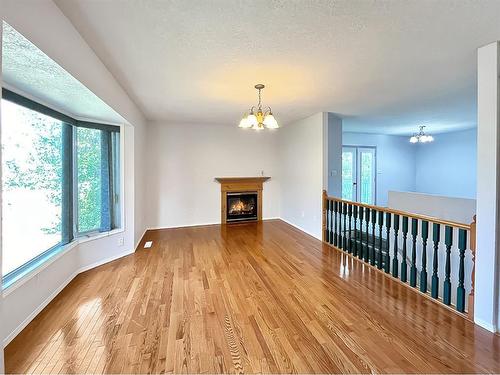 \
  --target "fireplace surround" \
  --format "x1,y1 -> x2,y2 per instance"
215,177 -> 270,224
